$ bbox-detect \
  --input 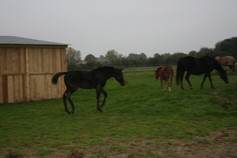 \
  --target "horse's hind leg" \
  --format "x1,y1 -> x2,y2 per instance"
180,70 -> 185,90
68,92 -> 76,114
63,89 -> 71,114
167,79 -> 172,92
101,89 -> 108,109
168,73 -> 173,92
63,89 -> 76,114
